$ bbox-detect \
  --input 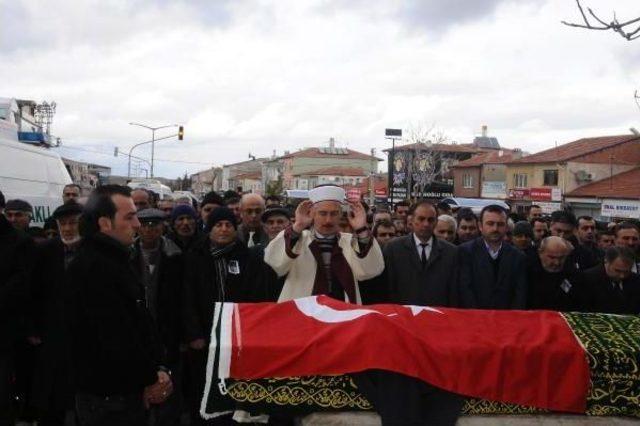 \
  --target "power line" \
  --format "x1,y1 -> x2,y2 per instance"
55,145 -> 218,166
